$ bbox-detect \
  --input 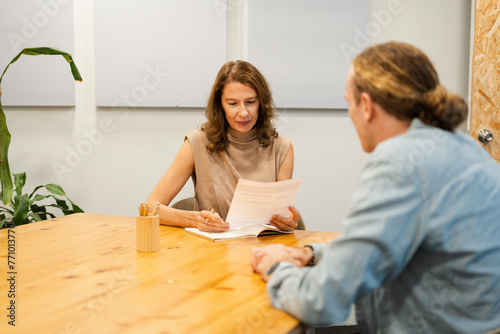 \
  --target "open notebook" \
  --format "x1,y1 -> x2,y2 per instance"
185,178 -> 302,241
185,224 -> 292,241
